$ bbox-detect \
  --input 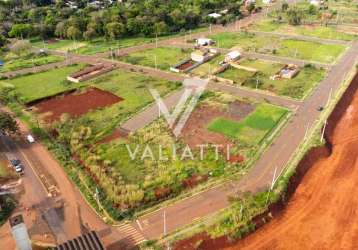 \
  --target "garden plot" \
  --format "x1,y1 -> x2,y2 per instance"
118,47 -> 192,71
208,32 -> 346,63
32,87 -> 123,123
217,59 -> 326,99
191,55 -> 225,77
